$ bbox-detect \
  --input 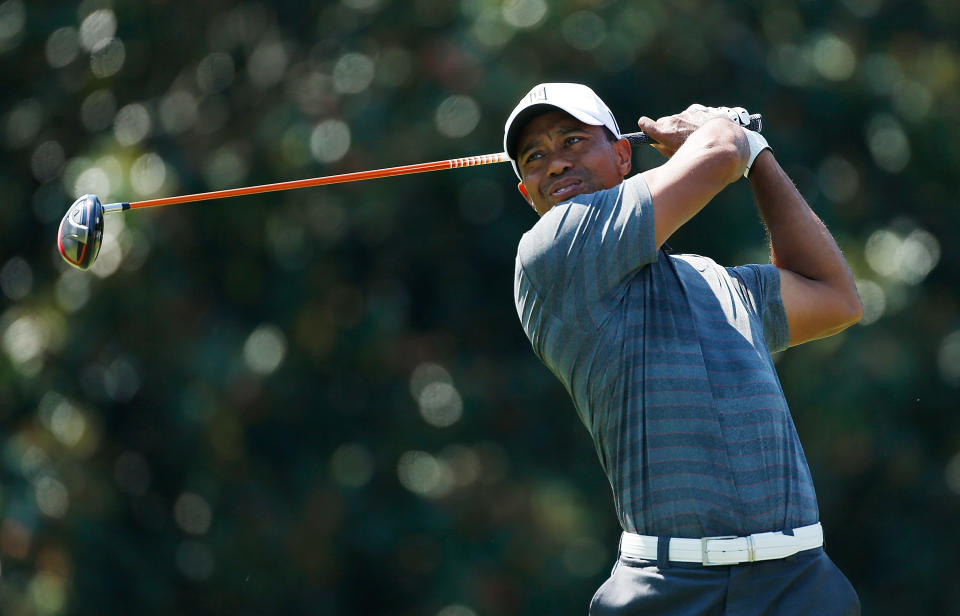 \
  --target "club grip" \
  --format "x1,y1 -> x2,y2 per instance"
623,114 -> 763,146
